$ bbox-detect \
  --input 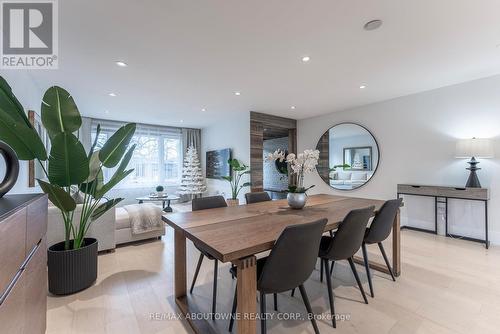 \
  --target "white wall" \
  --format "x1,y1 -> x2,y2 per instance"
0,72 -> 44,194
299,75 -> 500,245
201,112 -> 250,201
